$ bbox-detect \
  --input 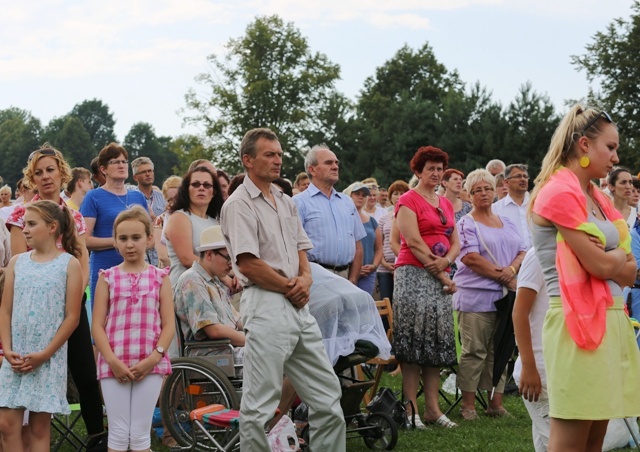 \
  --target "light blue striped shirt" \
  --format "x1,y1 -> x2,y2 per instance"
293,183 -> 366,266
